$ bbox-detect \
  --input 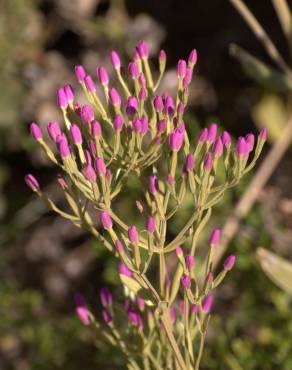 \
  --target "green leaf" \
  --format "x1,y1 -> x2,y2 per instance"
256,247 -> 292,294
230,44 -> 292,92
